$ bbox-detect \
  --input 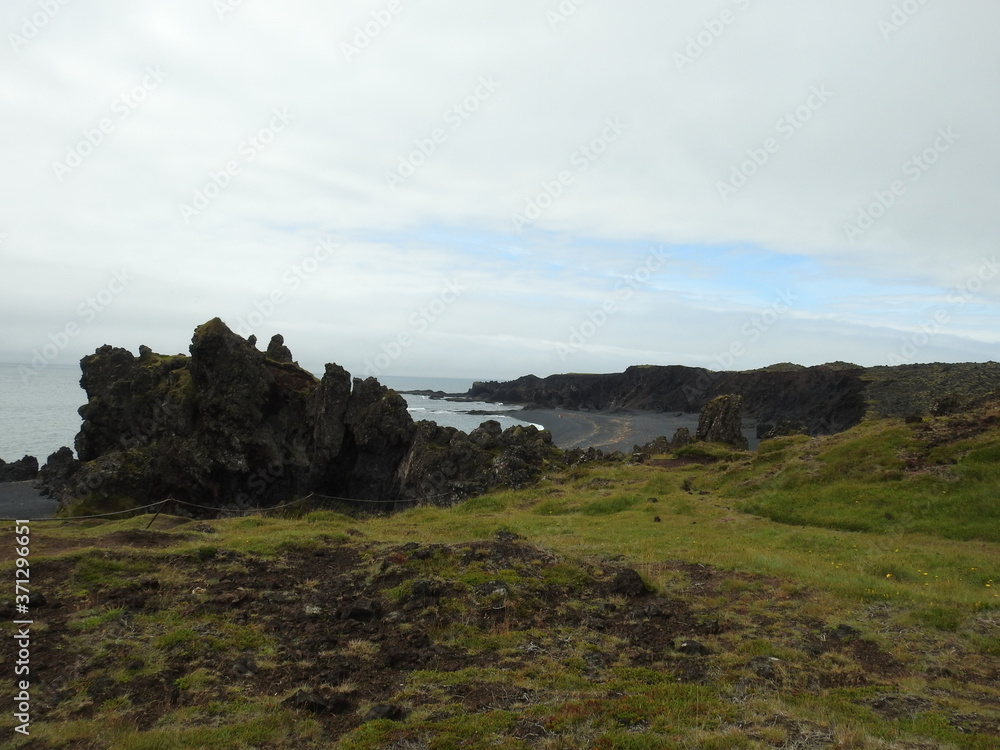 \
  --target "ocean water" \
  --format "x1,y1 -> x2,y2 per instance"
0,367 -> 537,464
377,375 -> 544,434
0,364 -> 85,462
